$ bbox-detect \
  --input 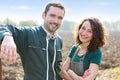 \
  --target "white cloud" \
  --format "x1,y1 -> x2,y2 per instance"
0,5 -> 33,10
10,6 -> 32,10
98,2 -> 115,6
